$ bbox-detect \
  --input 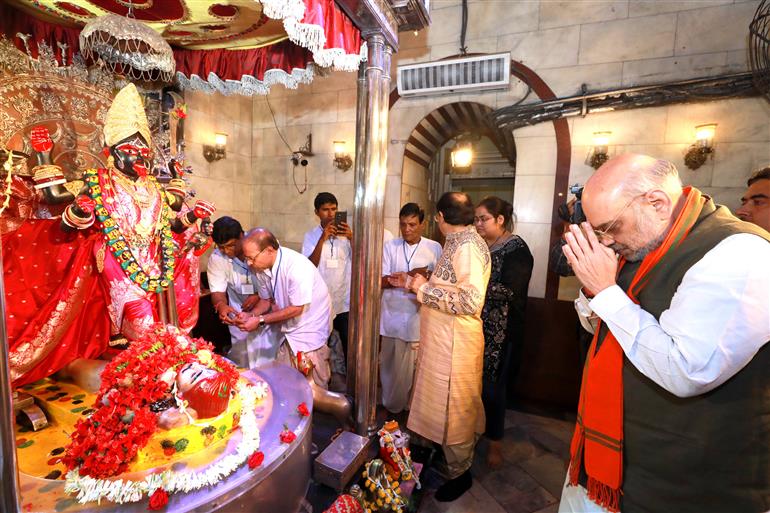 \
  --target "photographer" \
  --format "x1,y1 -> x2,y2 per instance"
302,192 -> 353,359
